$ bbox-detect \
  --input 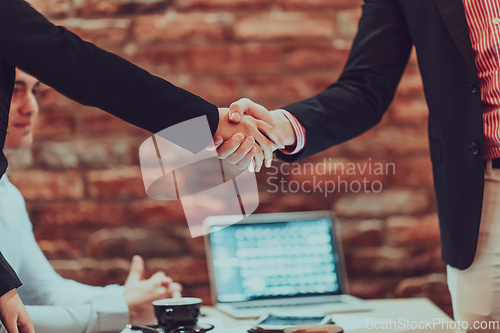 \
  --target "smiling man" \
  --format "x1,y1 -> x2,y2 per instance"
5,70 -> 40,148
0,69 -> 183,333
